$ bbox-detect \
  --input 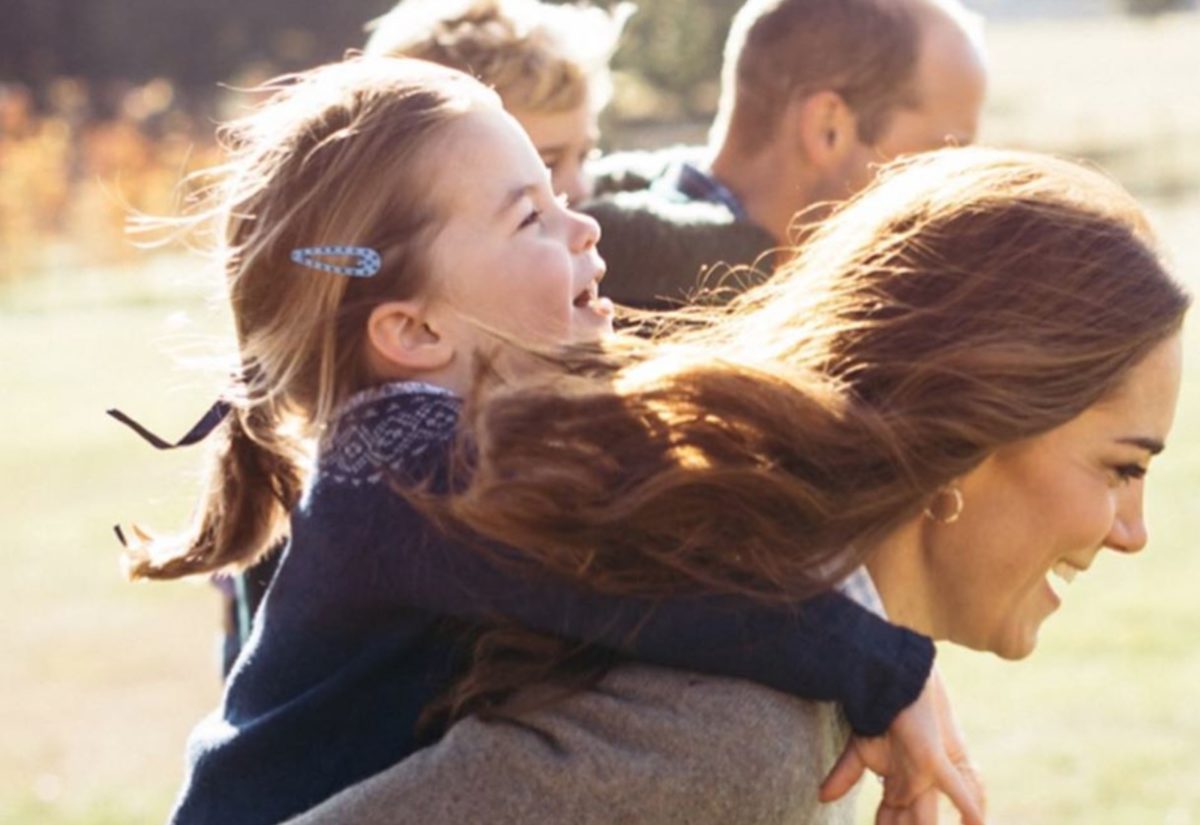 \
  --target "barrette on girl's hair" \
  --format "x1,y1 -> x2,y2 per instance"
290,245 -> 381,278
